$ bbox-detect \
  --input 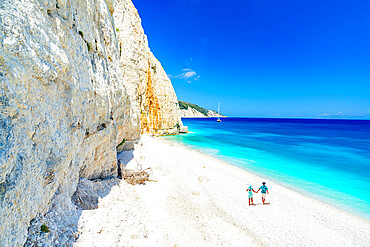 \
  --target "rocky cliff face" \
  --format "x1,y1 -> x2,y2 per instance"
0,0 -> 181,245
114,0 -> 181,138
